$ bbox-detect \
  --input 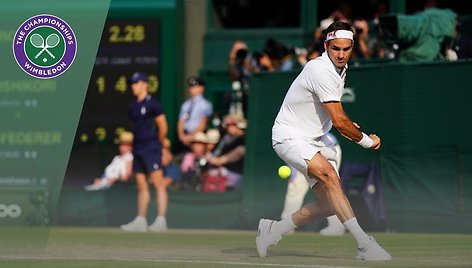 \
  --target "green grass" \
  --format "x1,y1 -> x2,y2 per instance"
0,227 -> 471,267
